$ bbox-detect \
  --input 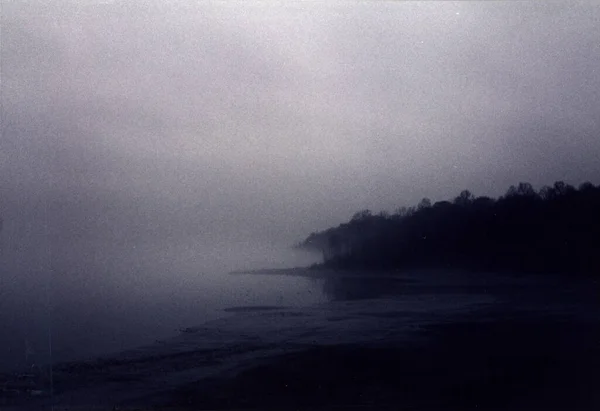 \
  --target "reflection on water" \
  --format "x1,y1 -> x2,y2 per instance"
320,274 -> 412,301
